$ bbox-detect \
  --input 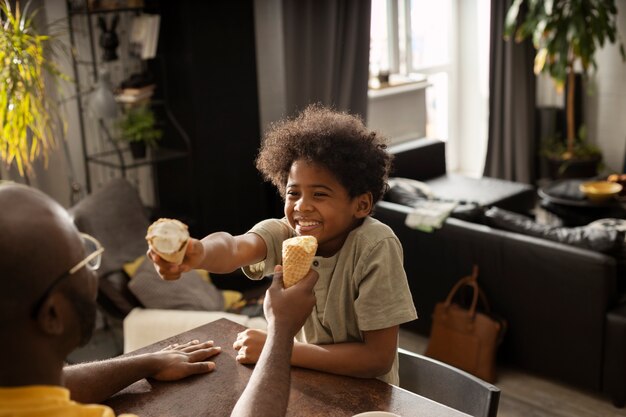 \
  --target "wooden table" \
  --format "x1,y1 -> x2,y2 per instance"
104,318 -> 470,417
